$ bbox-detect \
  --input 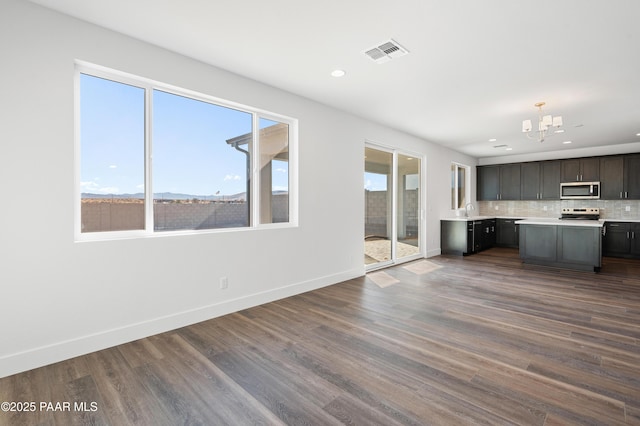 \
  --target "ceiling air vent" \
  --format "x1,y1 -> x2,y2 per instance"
364,39 -> 409,64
